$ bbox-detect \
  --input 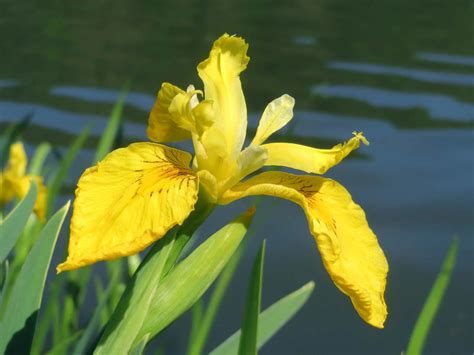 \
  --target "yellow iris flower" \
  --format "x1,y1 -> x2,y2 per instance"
57,34 -> 388,328
0,142 -> 47,220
